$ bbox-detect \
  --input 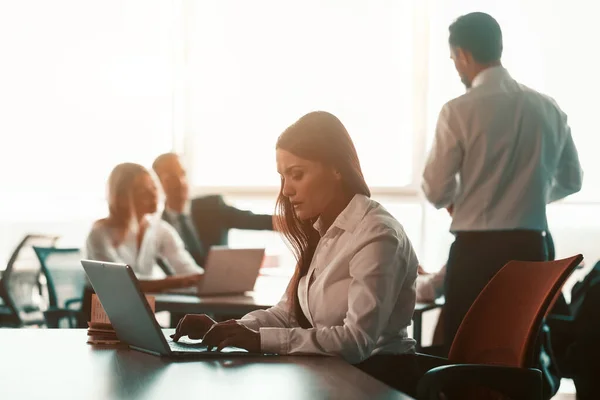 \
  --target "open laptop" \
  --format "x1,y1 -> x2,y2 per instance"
198,247 -> 265,295
172,247 -> 265,296
81,259 -> 257,358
